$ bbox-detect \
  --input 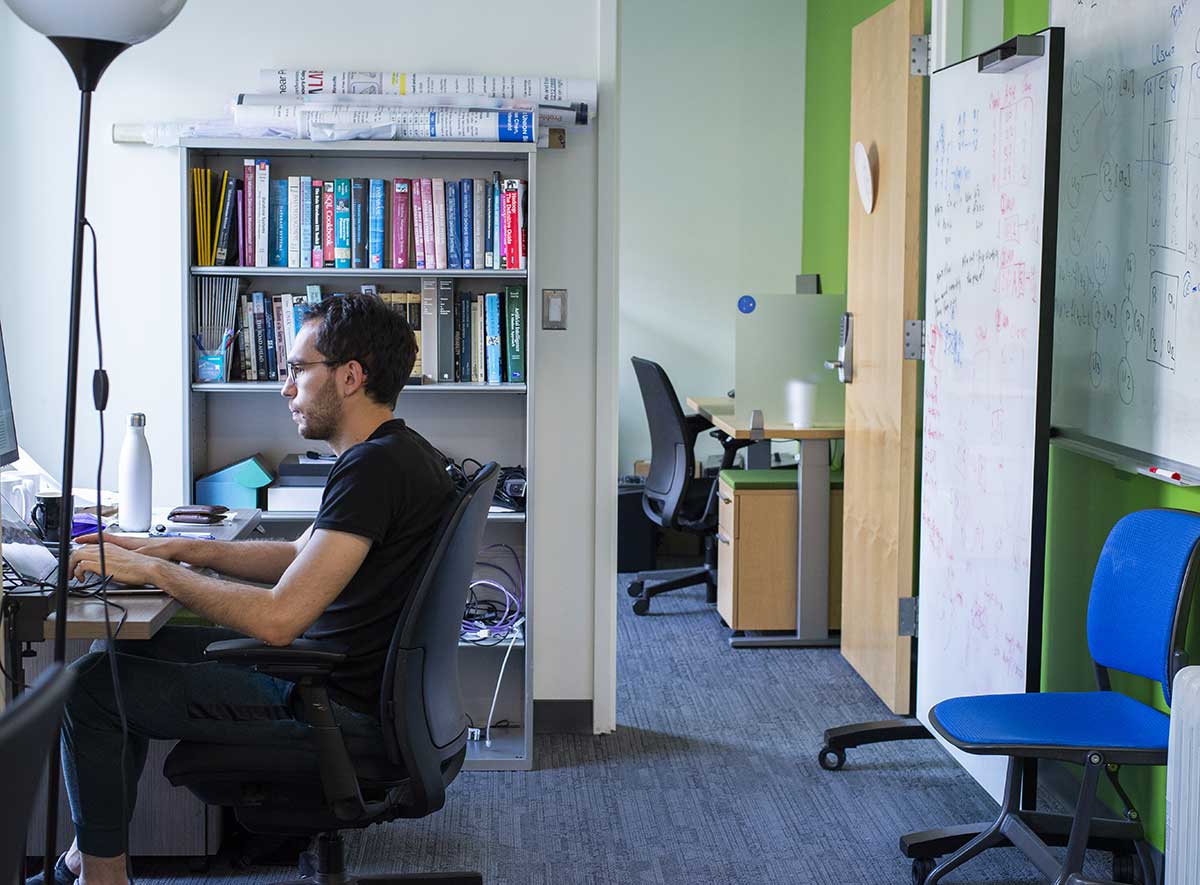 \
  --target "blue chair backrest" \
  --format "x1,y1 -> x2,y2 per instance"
1087,509 -> 1200,706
